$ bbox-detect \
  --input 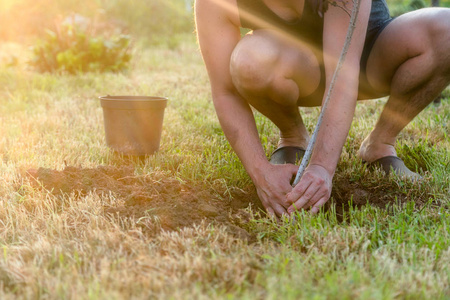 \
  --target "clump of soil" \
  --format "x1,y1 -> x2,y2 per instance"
26,166 -> 262,239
